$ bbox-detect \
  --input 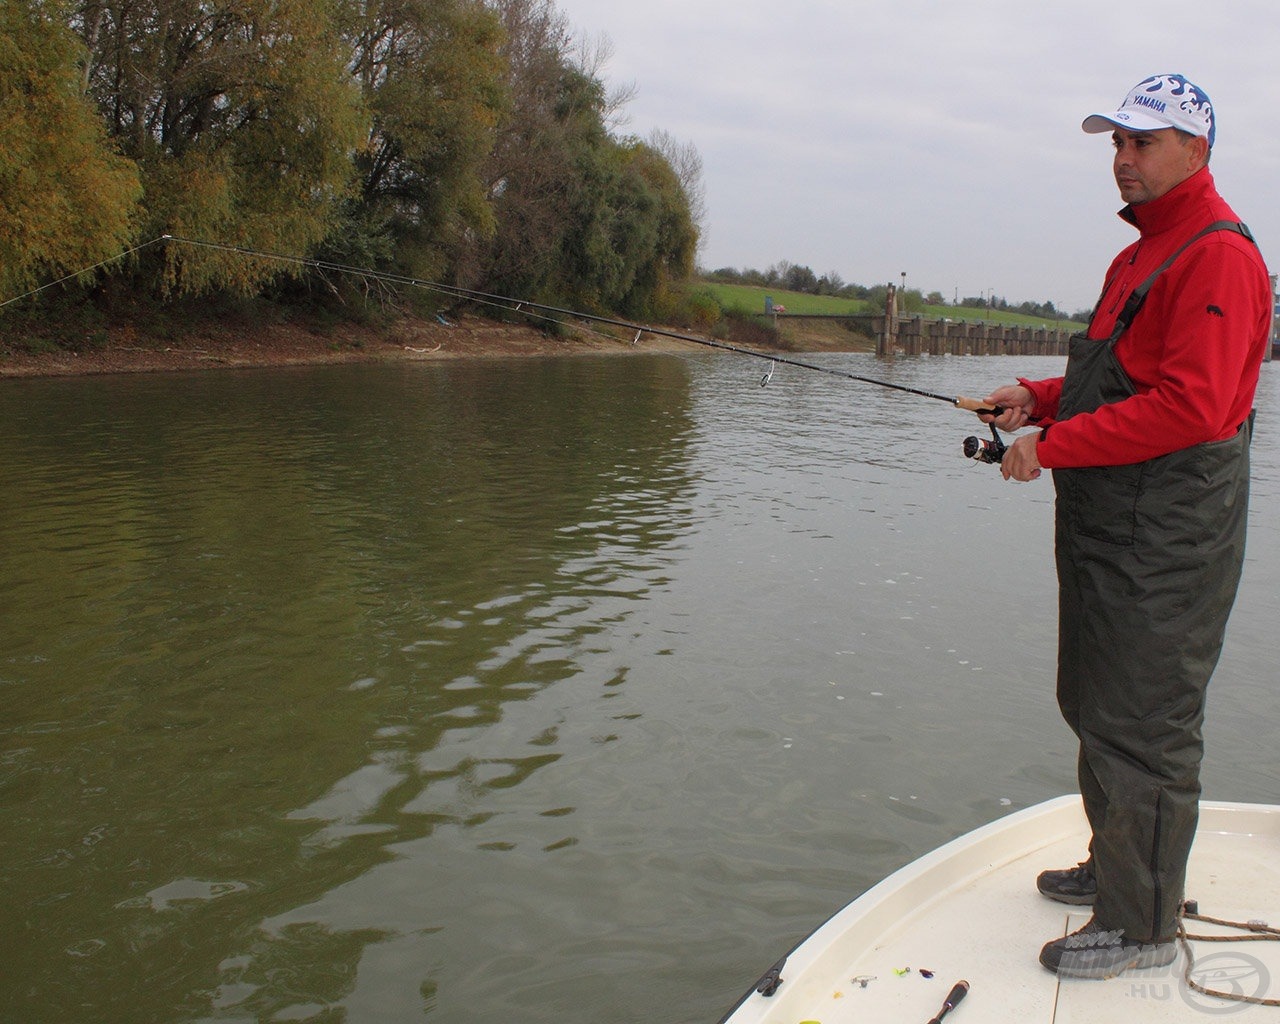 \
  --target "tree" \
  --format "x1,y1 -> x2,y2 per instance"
782,263 -> 818,294
0,0 -> 140,301
454,0 -> 576,298
78,0 -> 366,295
457,0 -> 697,316
899,288 -> 925,313
648,127 -> 705,241
865,283 -> 890,311
337,0 -> 505,282
623,140 -> 697,311
817,270 -> 846,296
559,137 -> 696,315
572,28 -> 635,134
